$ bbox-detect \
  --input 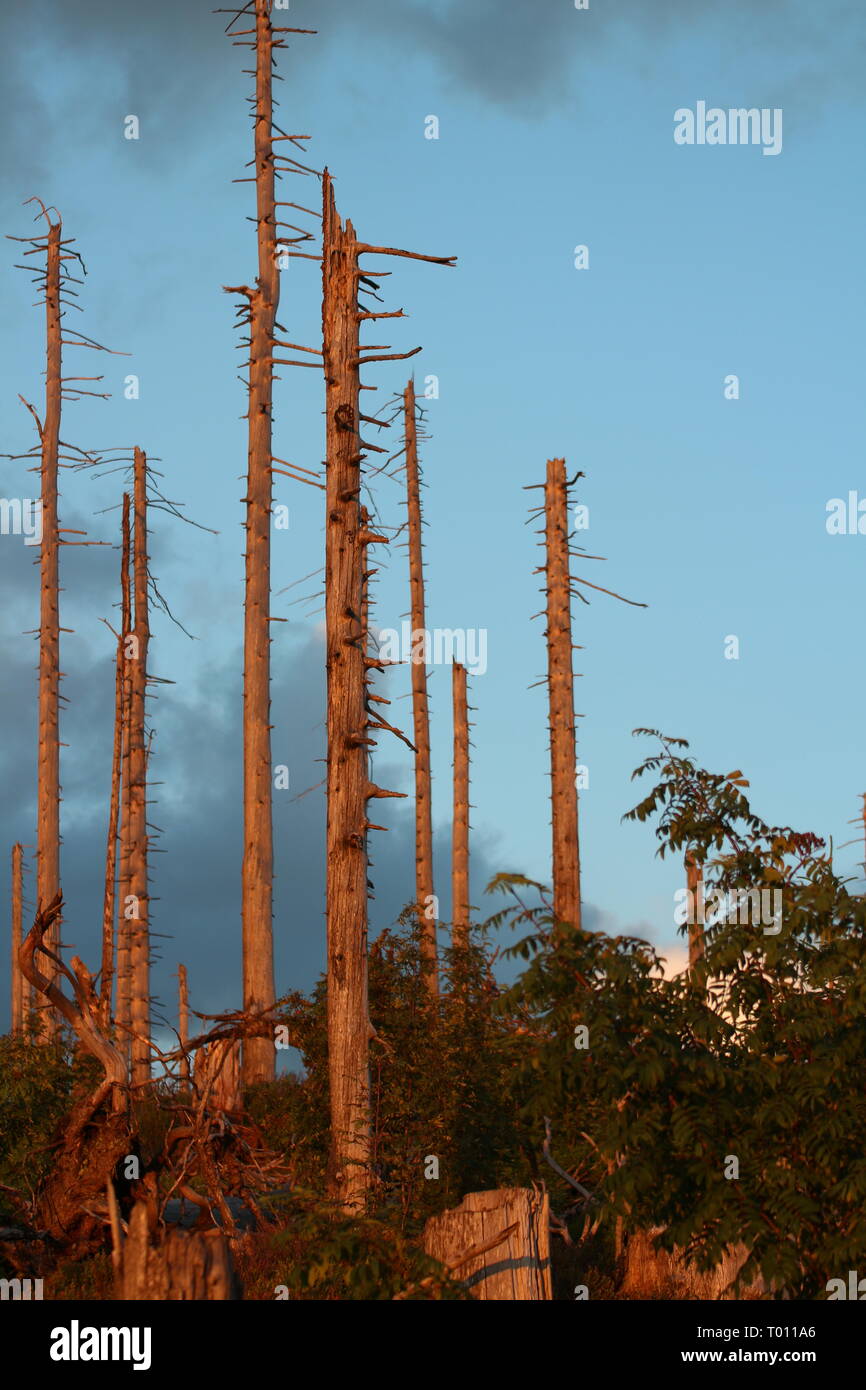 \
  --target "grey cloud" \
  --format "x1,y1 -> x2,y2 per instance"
0,617 -> 518,1034
1,0 -> 863,187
